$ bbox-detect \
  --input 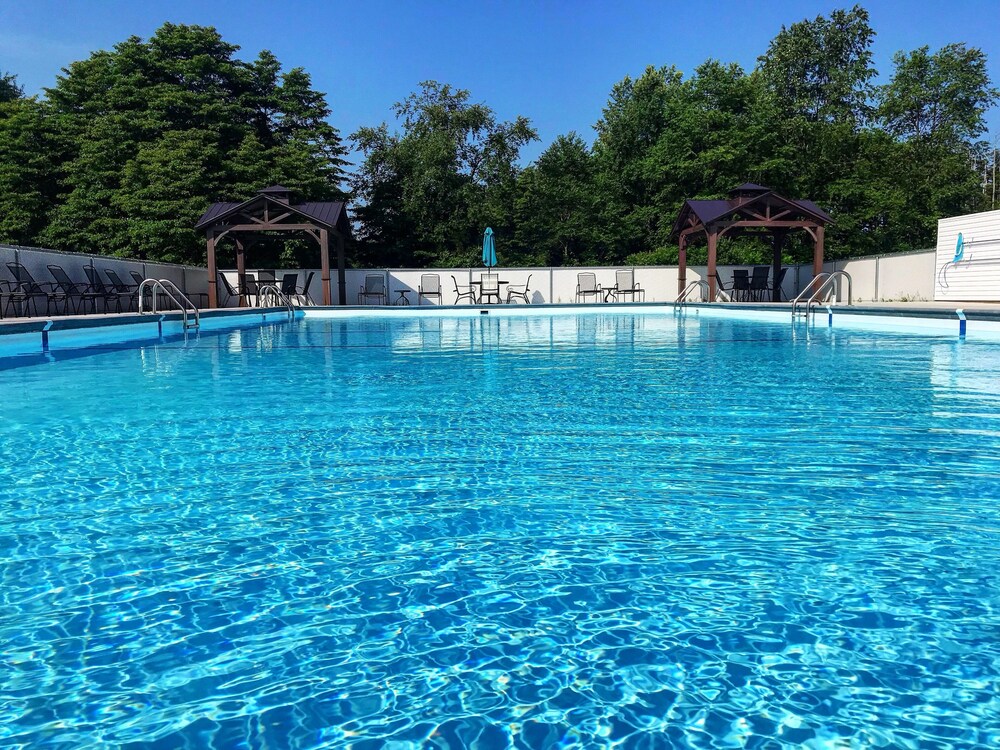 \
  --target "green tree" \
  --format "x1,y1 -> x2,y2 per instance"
0,98 -> 63,244
592,66 -> 682,258
873,43 -> 998,246
0,70 -> 23,103
879,44 -> 997,145
757,4 -> 877,126
351,81 -> 537,266
0,23 -> 348,263
515,133 -> 603,265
